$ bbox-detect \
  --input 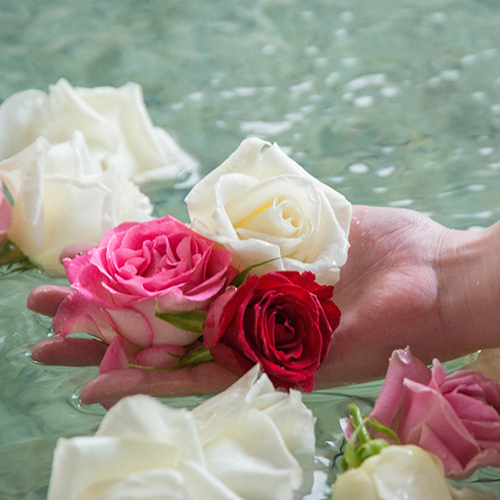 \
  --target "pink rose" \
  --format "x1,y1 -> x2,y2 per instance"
0,180 -> 12,245
370,347 -> 500,478
53,216 -> 236,350
203,270 -> 340,391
